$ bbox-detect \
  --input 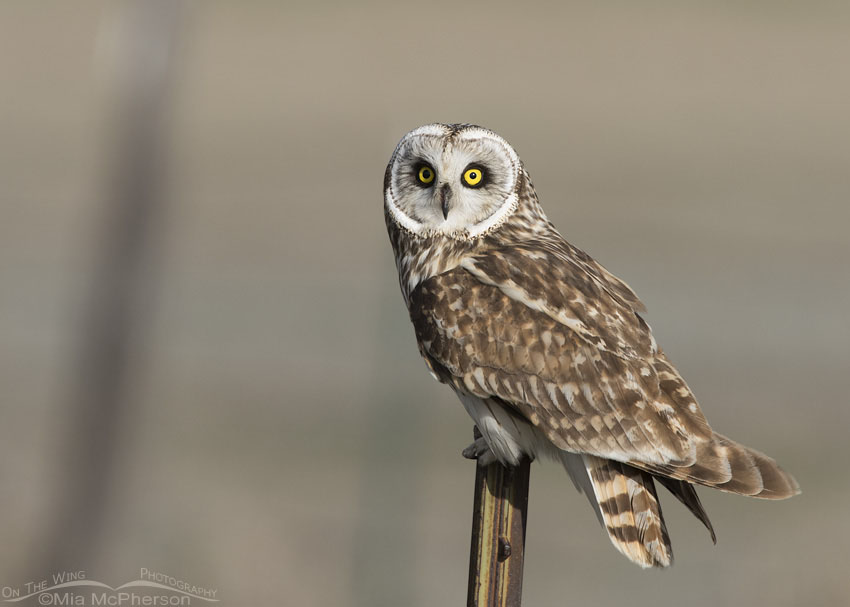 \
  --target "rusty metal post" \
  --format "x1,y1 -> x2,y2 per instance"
467,428 -> 531,607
